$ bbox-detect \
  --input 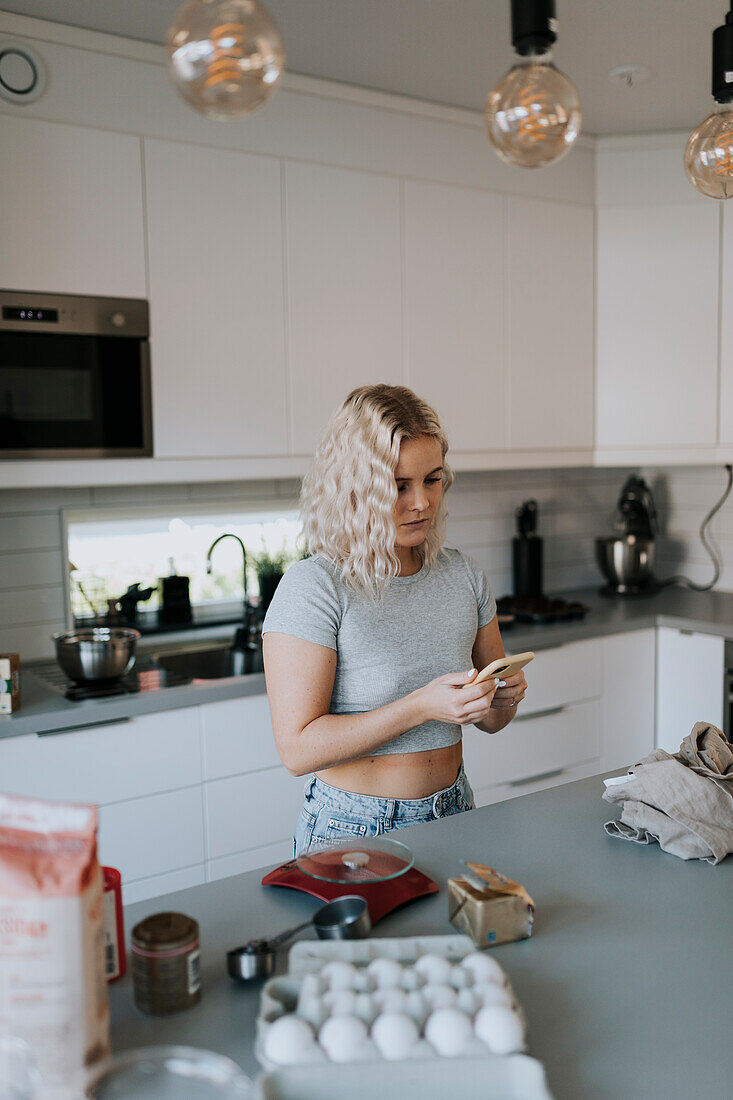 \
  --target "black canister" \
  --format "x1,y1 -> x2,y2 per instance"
131,911 -> 200,1016
512,536 -> 543,598
513,499 -> 543,598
